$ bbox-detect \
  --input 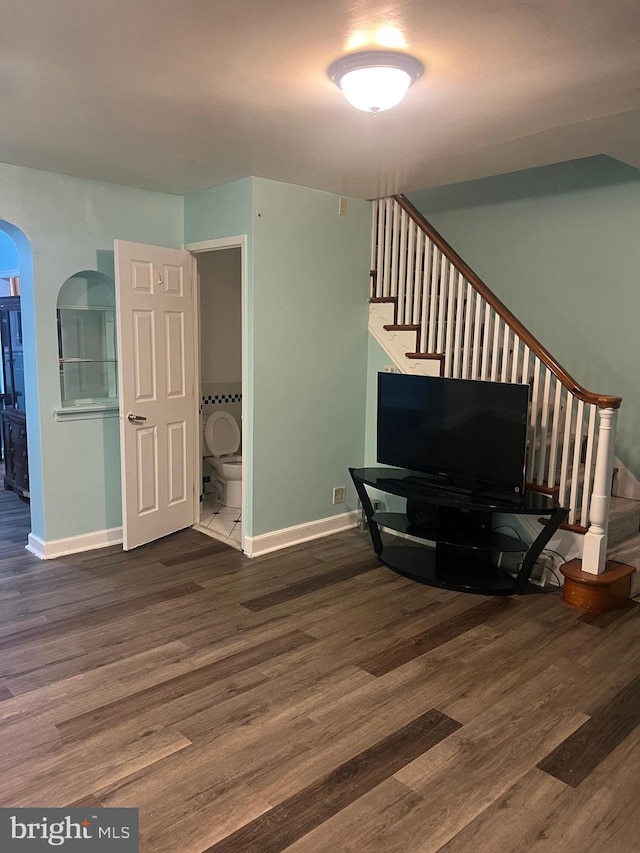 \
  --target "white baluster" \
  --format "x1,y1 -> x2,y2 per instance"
490,314 -> 501,381
436,259 -> 449,355
510,335 -> 521,384
390,202 -> 400,299
536,368 -> 551,485
579,404 -> 597,528
444,264 -> 457,376
405,223 -> 415,325
397,209 -> 408,323
546,379 -> 562,490
461,282 -> 474,379
452,272 -> 465,377
413,229 -> 423,334
471,295 -> 483,379
582,407 -> 618,574
558,394 -> 574,510
480,303 -> 492,379
382,198 -> 392,297
520,345 -> 530,386
427,244 -> 440,353
568,399 -> 585,526
527,360 -> 541,483
371,200 -> 380,286
500,325 -> 511,382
